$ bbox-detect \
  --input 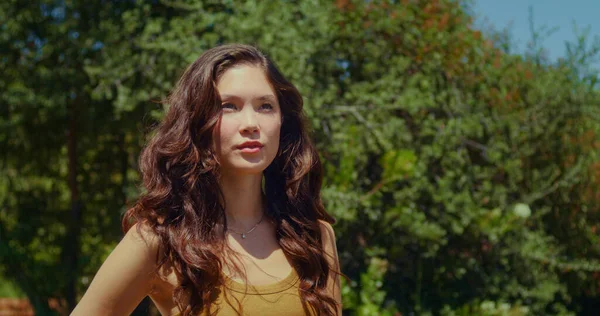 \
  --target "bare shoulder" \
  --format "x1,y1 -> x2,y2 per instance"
71,222 -> 161,316
318,219 -> 336,243
317,220 -> 338,261
117,221 -> 163,269
126,223 -> 186,316
124,221 -> 161,252
318,220 -> 342,313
